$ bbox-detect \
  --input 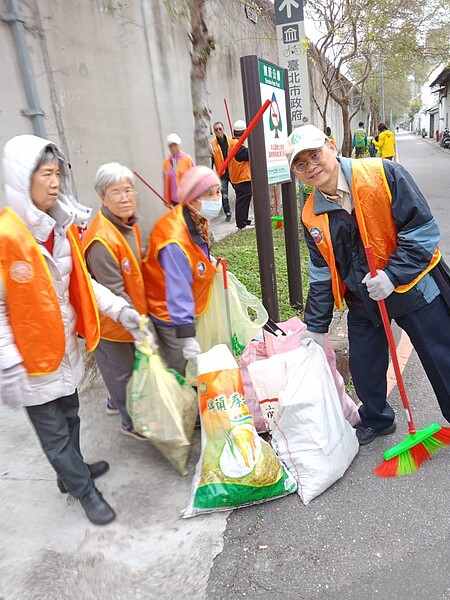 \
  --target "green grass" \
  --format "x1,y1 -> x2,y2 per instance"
212,225 -> 310,322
